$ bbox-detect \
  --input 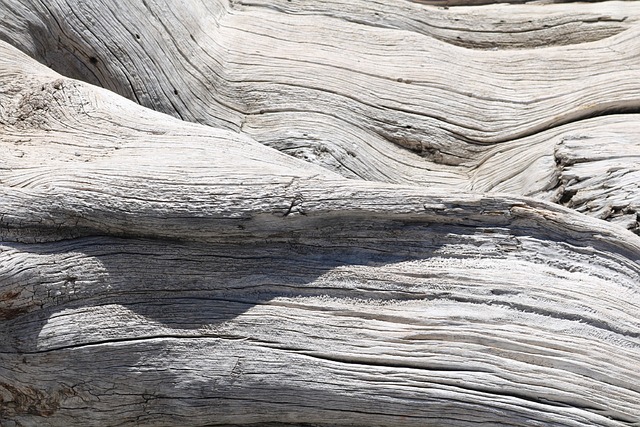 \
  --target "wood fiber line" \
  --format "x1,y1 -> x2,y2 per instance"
236,0 -> 638,50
